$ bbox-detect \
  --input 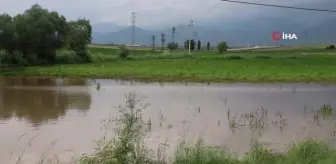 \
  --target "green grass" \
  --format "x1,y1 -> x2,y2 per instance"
171,139 -> 336,164
2,46 -> 336,83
